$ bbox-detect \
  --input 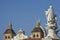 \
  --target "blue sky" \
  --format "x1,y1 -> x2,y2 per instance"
0,0 -> 60,40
